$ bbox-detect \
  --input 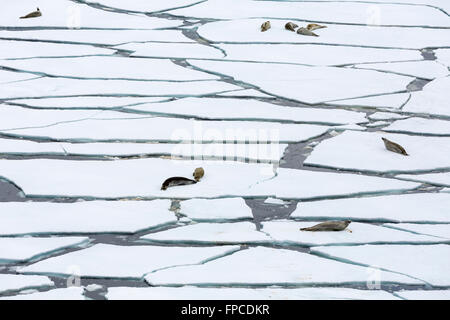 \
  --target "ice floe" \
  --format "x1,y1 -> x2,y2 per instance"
291,193 -> 450,223
311,244 -> 450,286
0,287 -> 86,300
9,96 -> 166,109
331,93 -> 411,109
0,158 -> 273,198
84,0 -> 201,13
260,220 -> 443,246
385,118 -> 450,136
0,237 -> 89,263
180,198 -> 253,222
396,290 -> 450,300
2,0 -> 181,29
248,168 -> 419,199
0,29 -> 191,46
304,131 -> 450,173
189,60 -> 413,104
19,244 -> 240,279
3,117 -> 329,143
218,44 -> 421,66
106,286 -> 397,300
397,172 -> 450,187
368,112 -> 408,121
0,274 -> 53,295
173,0 -> 450,27
197,19 -> 450,49
0,139 -> 287,162
145,246 -> 422,286
0,56 -> 218,81
0,40 -> 113,60
126,97 -> 368,125
384,223 -> 450,240
114,42 -> 224,59
436,49 -> 450,68
0,77 -> 239,99
0,200 -> 175,236
141,222 -> 269,244
402,77 -> 450,117
353,61 -> 449,80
